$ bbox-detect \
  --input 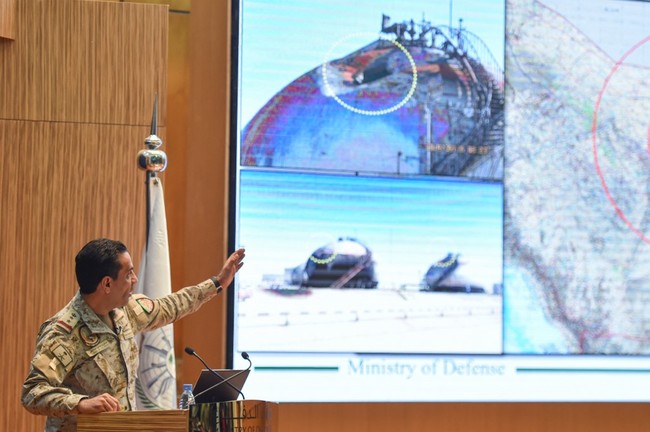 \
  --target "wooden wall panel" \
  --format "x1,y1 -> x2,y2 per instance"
0,0 -> 167,125
0,0 -> 168,430
0,119 -> 162,430
165,8 -> 191,383
278,402 -> 650,432
0,0 -> 16,39
104,0 -> 192,386
181,0 -> 231,387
